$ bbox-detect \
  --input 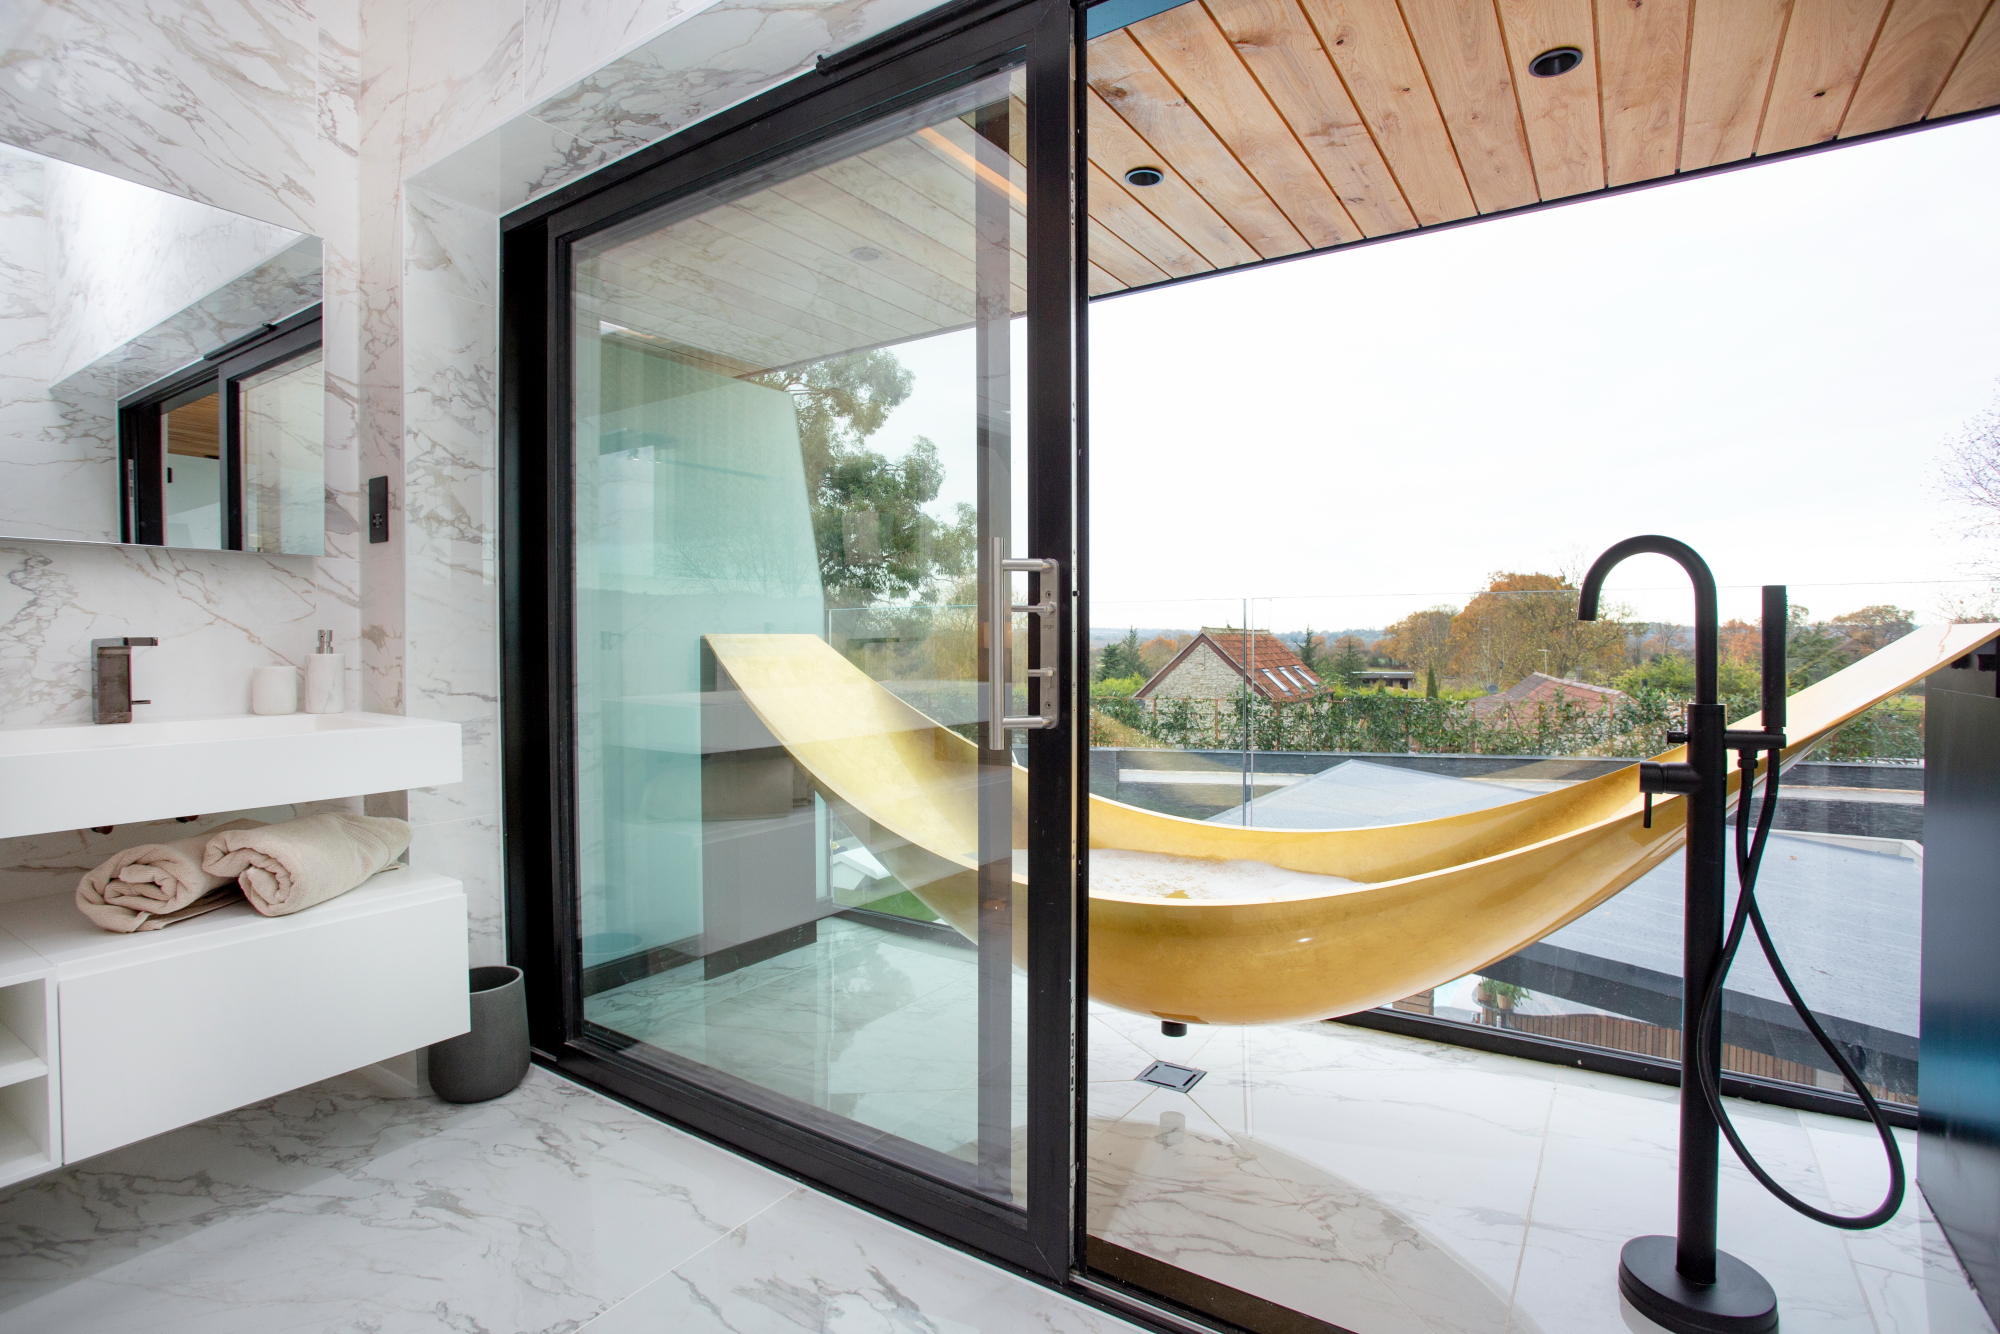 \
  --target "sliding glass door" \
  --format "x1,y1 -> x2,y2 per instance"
571,68 -> 1043,1199
503,0 -> 1082,1277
